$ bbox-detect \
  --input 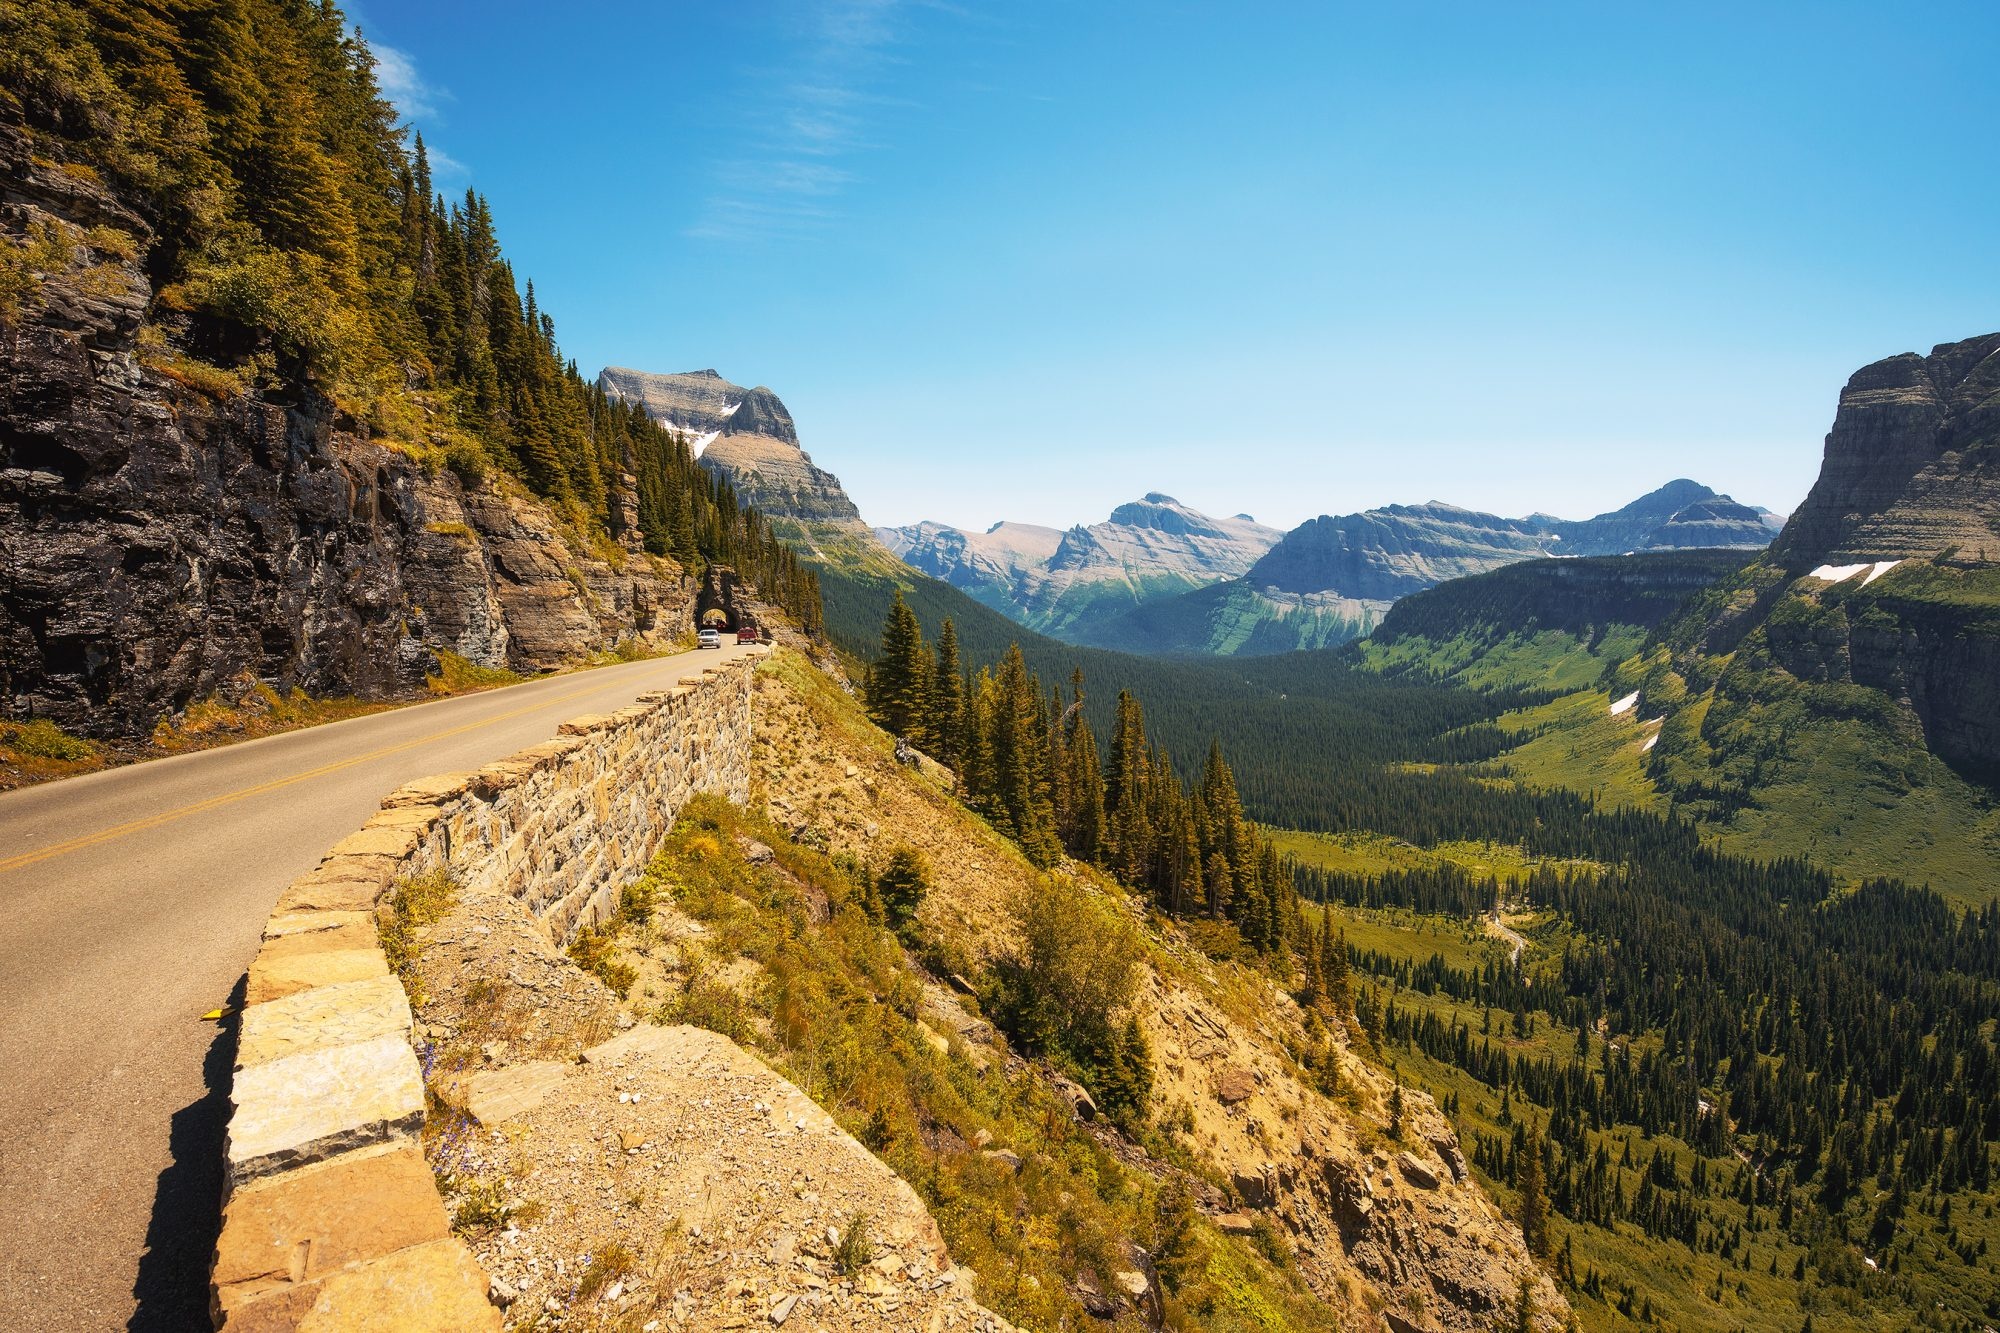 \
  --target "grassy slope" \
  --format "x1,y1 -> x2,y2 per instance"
1340,552 -> 2000,899
1352,625 -> 1647,694
581,649 -> 1564,1329
1610,560 -> 2000,901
